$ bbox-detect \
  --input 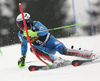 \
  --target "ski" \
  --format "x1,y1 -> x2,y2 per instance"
28,56 -> 100,71
29,65 -> 45,71
28,60 -> 72,71
28,59 -> 93,71
72,55 -> 100,66
72,59 -> 93,66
